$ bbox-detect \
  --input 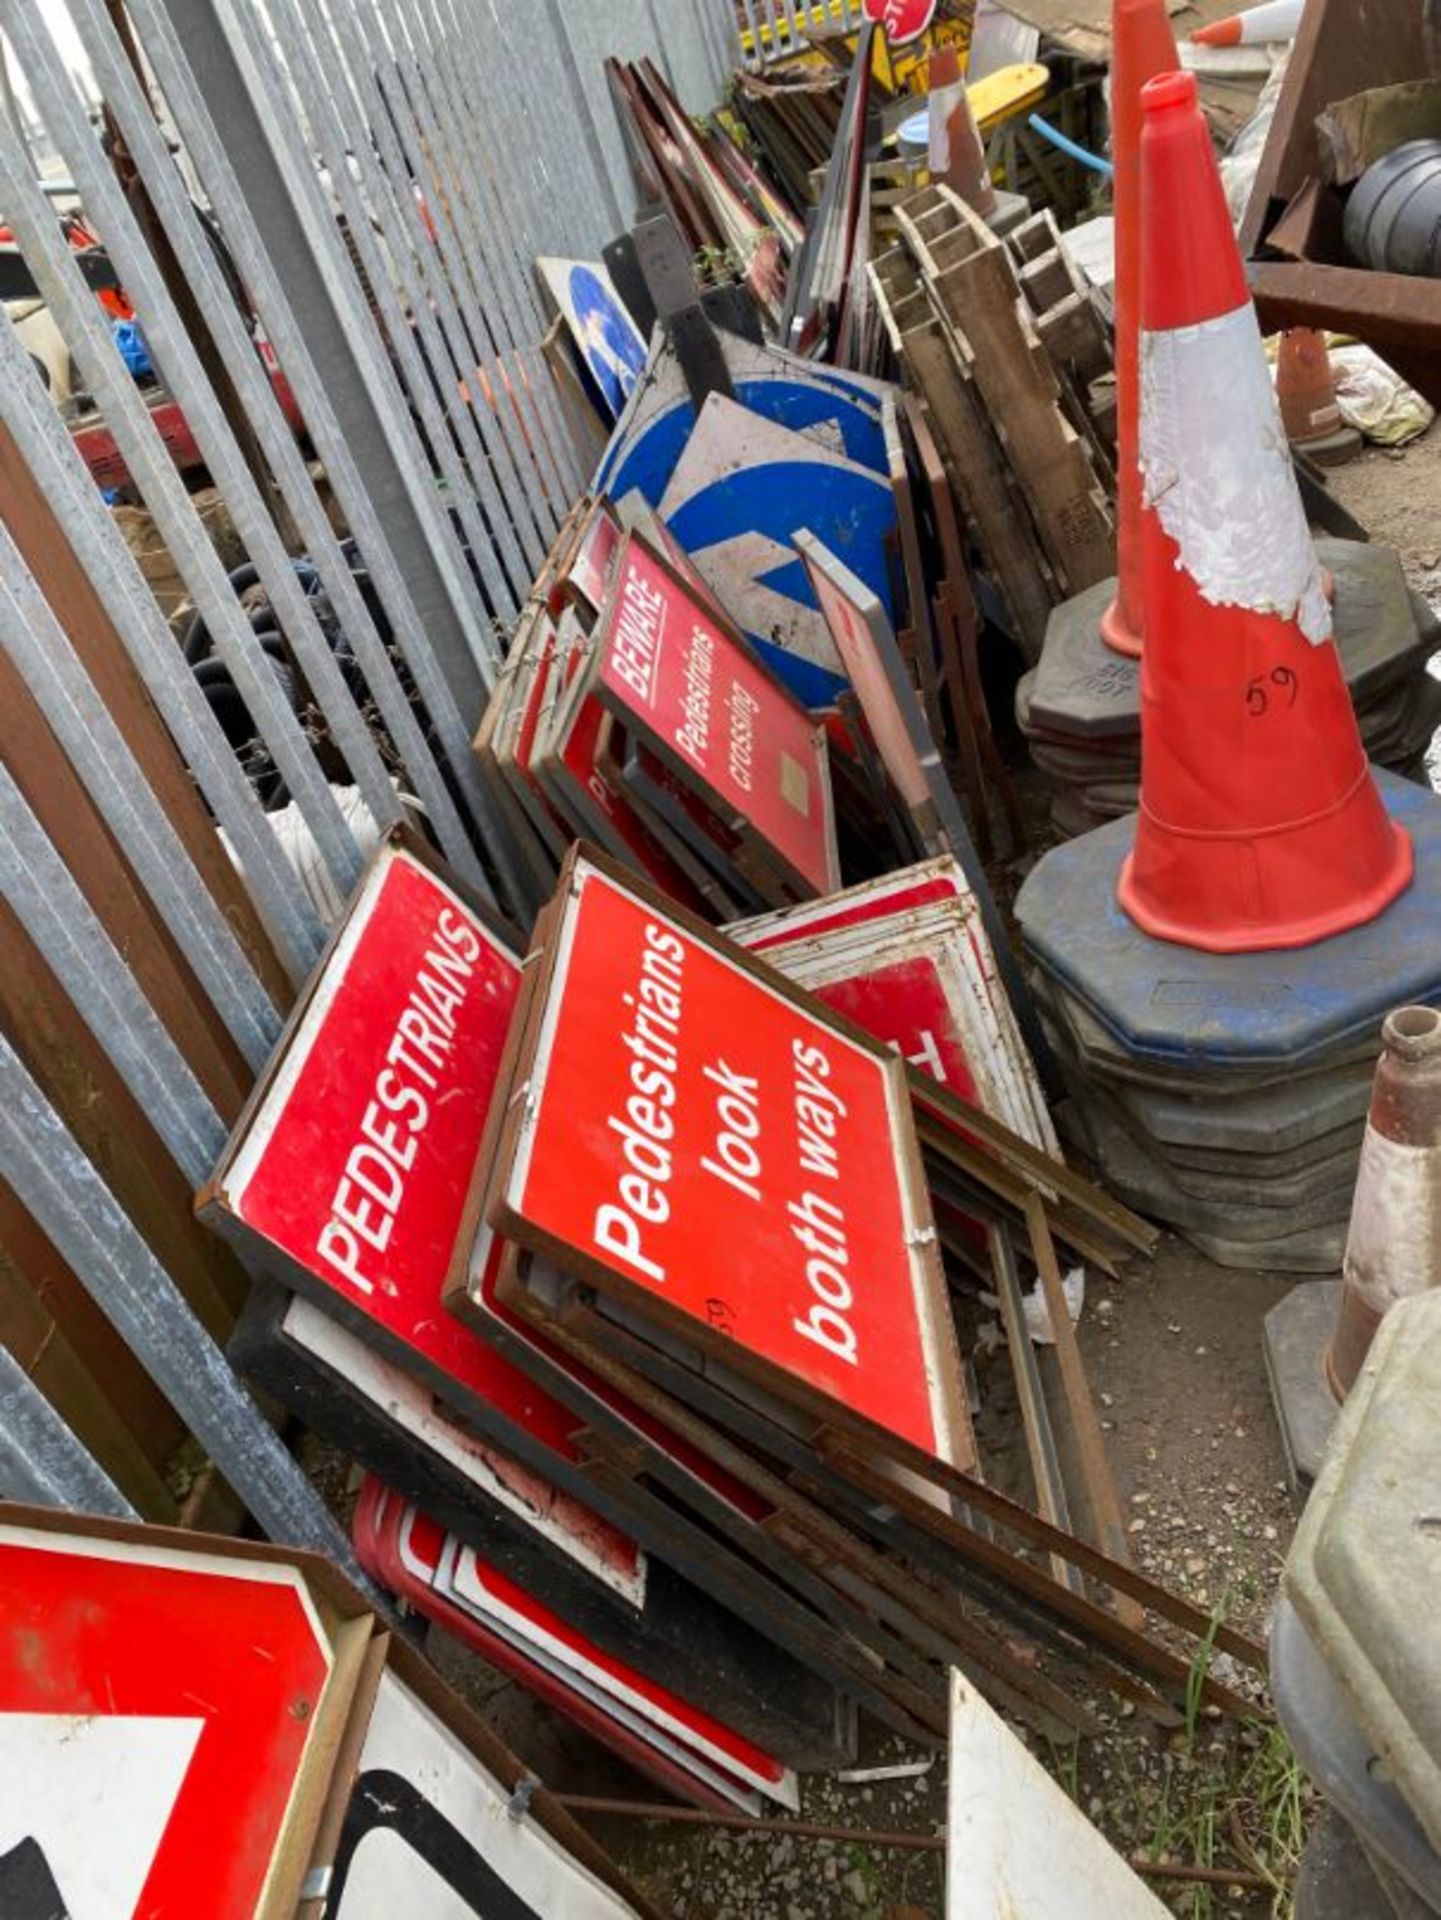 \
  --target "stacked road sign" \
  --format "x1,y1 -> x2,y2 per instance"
434,844 -> 1263,1744
729,858 -> 1057,1159
204,834 -> 851,1779
352,1478 -> 800,1818
475,510 -> 840,921
1018,538 -> 1441,840
456,847 -> 976,1481
197,810 -> 1269,1769
0,1504 -> 657,1917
